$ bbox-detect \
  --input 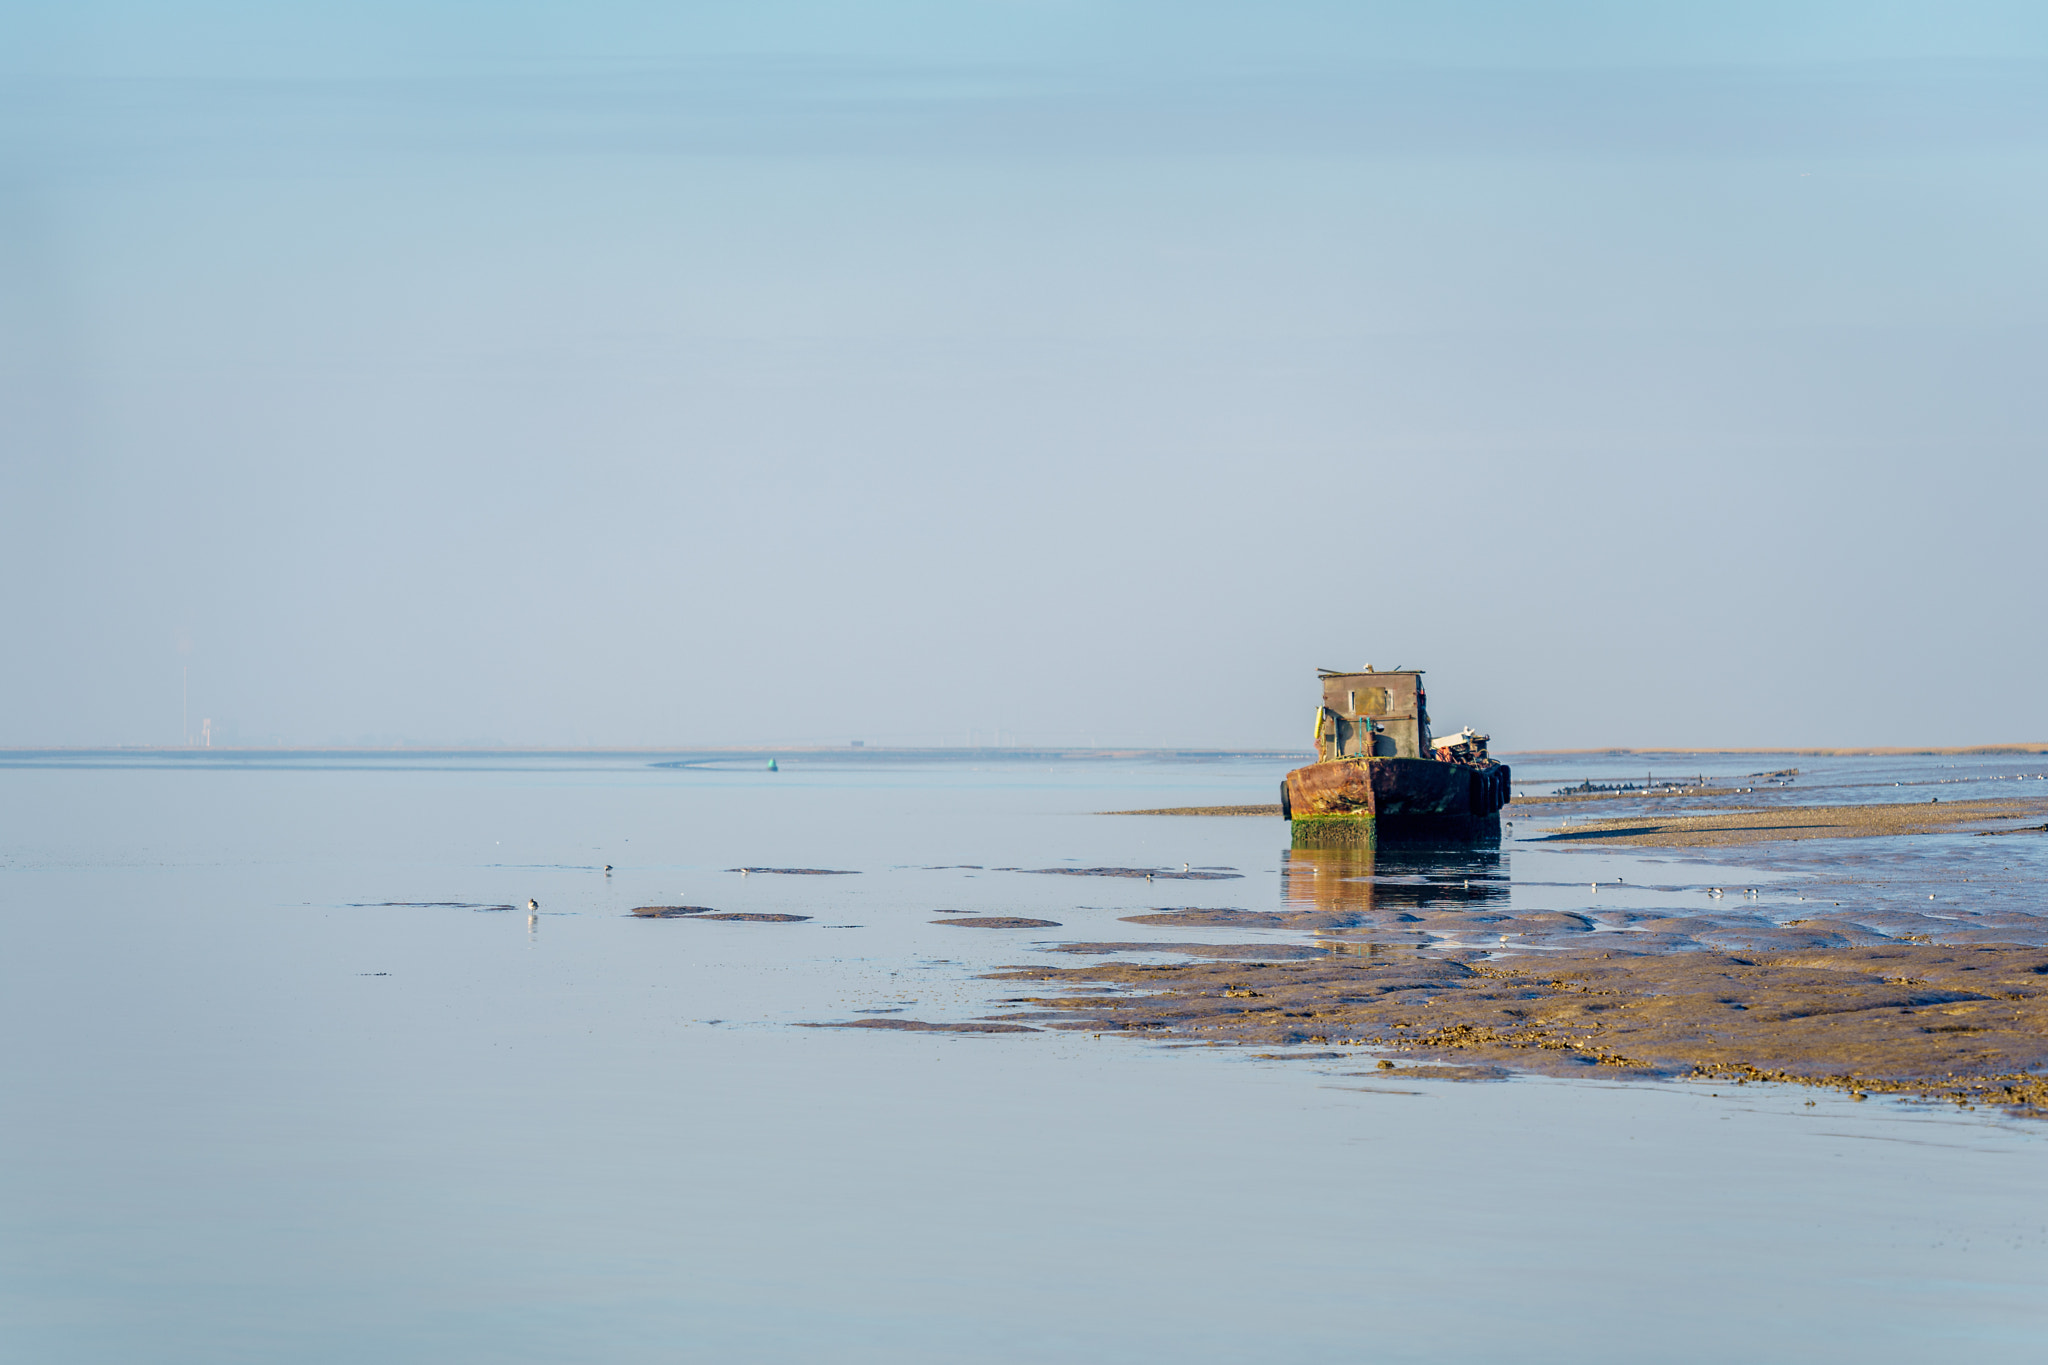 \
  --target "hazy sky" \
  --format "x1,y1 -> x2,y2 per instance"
4,2 -> 2045,750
